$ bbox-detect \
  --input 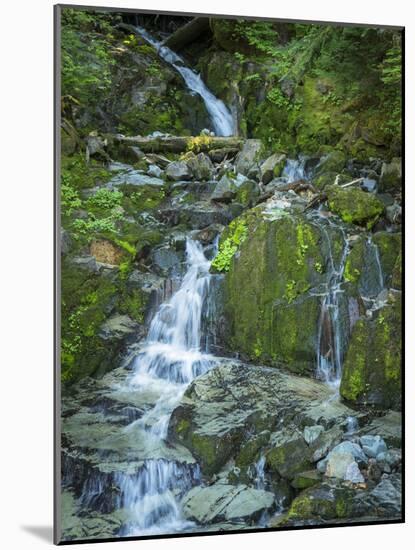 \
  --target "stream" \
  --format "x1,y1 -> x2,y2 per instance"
134,26 -> 235,137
